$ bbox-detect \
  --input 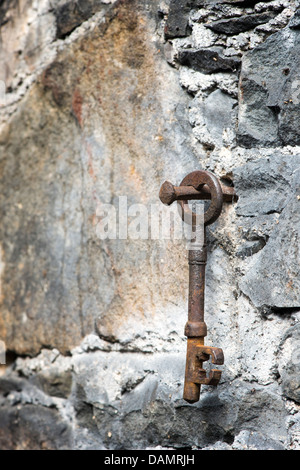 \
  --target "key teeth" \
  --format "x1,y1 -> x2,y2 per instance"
197,346 -> 224,365
199,369 -> 222,386
197,345 -> 224,386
